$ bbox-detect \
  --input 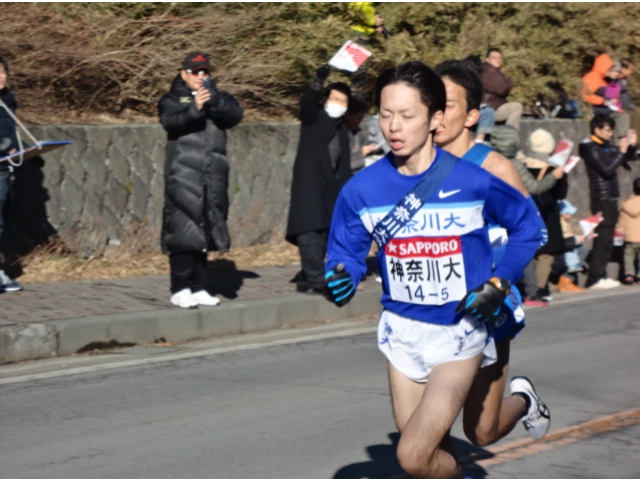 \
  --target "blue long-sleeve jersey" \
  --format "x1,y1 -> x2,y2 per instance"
326,148 -> 542,325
